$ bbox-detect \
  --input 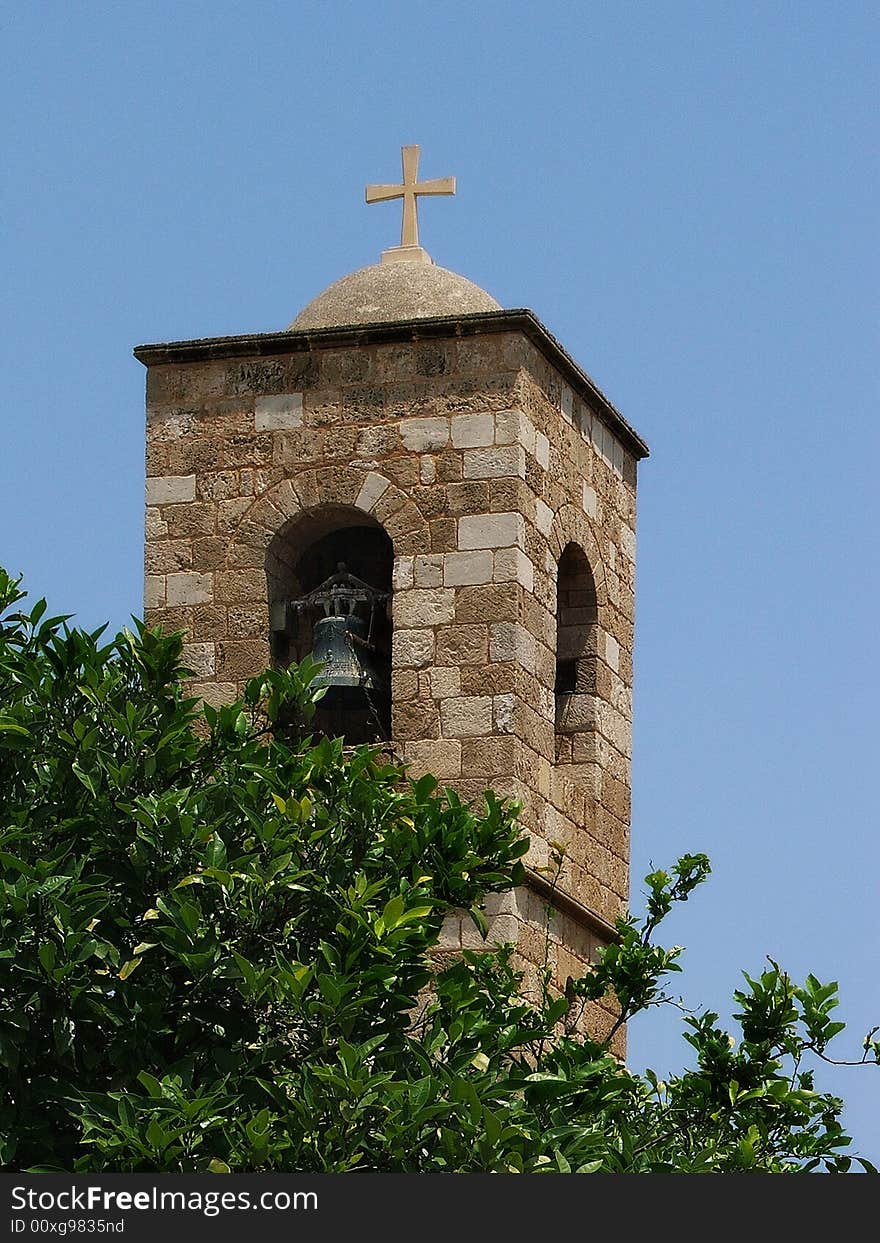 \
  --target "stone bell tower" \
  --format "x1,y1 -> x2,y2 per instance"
136,146 -> 648,1037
